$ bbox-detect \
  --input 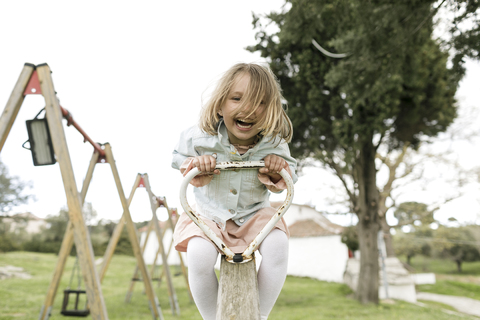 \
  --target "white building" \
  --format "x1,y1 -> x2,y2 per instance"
3,212 -> 46,234
272,202 -> 349,283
